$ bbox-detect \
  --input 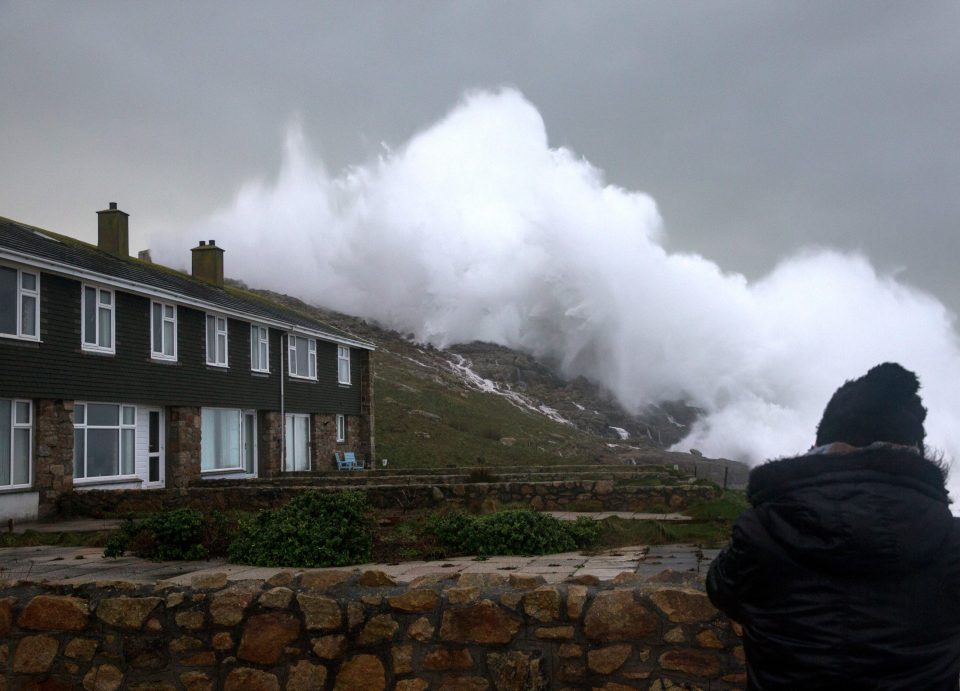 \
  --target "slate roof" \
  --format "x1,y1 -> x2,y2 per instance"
0,215 -> 373,349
